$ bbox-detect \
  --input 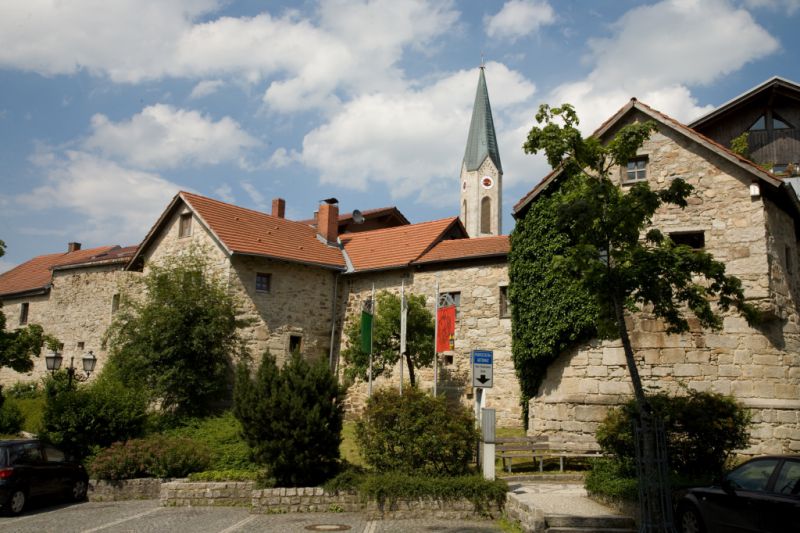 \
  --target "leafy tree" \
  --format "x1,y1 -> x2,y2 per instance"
105,249 -> 246,417
341,291 -> 434,387
234,351 -> 344,487
0,240 -> 59,378
517,104 -> 756,527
